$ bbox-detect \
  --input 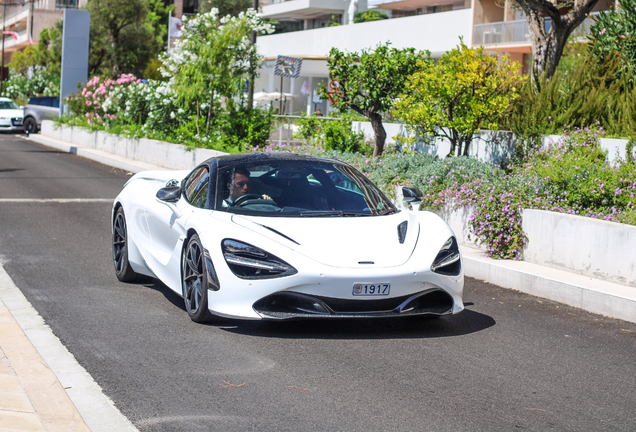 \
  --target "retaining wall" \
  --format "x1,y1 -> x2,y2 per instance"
355,121 -> 631,163
426,200 -> 636,288
41,120 -> 226,170
395,189 -> 634,287
522,209 -> 636,288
